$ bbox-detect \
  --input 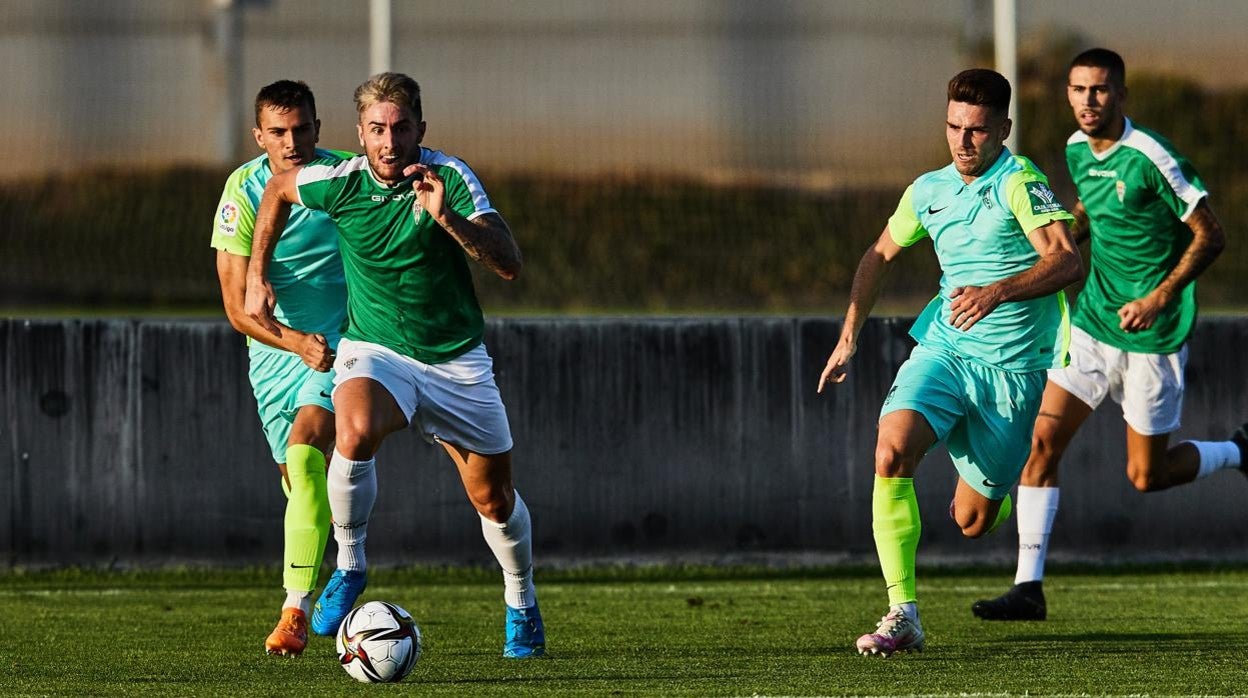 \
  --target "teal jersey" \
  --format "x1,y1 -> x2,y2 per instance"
888,150 -> 1076,373
210,149 -> 352,355
295,148 -> 496,364
1066,118 -> 1208,354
